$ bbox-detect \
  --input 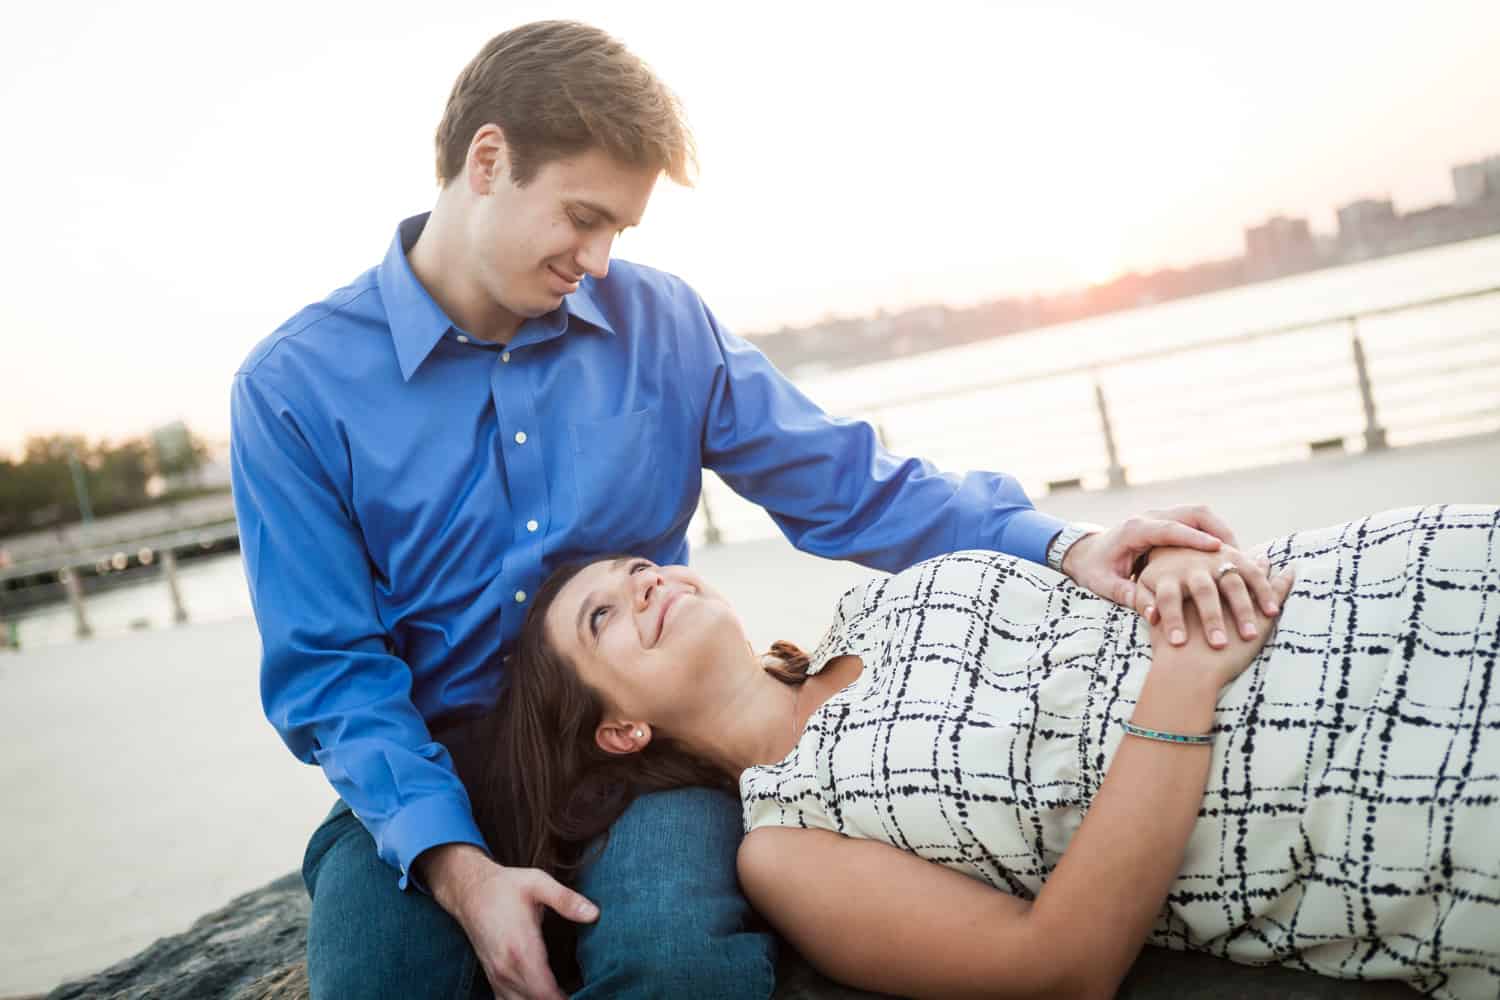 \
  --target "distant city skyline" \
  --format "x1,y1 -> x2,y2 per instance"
1242,151 -> 1500,275
2,1 -> 1498,453
760,150 -> 1500,344
751,150 -> 1500,375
